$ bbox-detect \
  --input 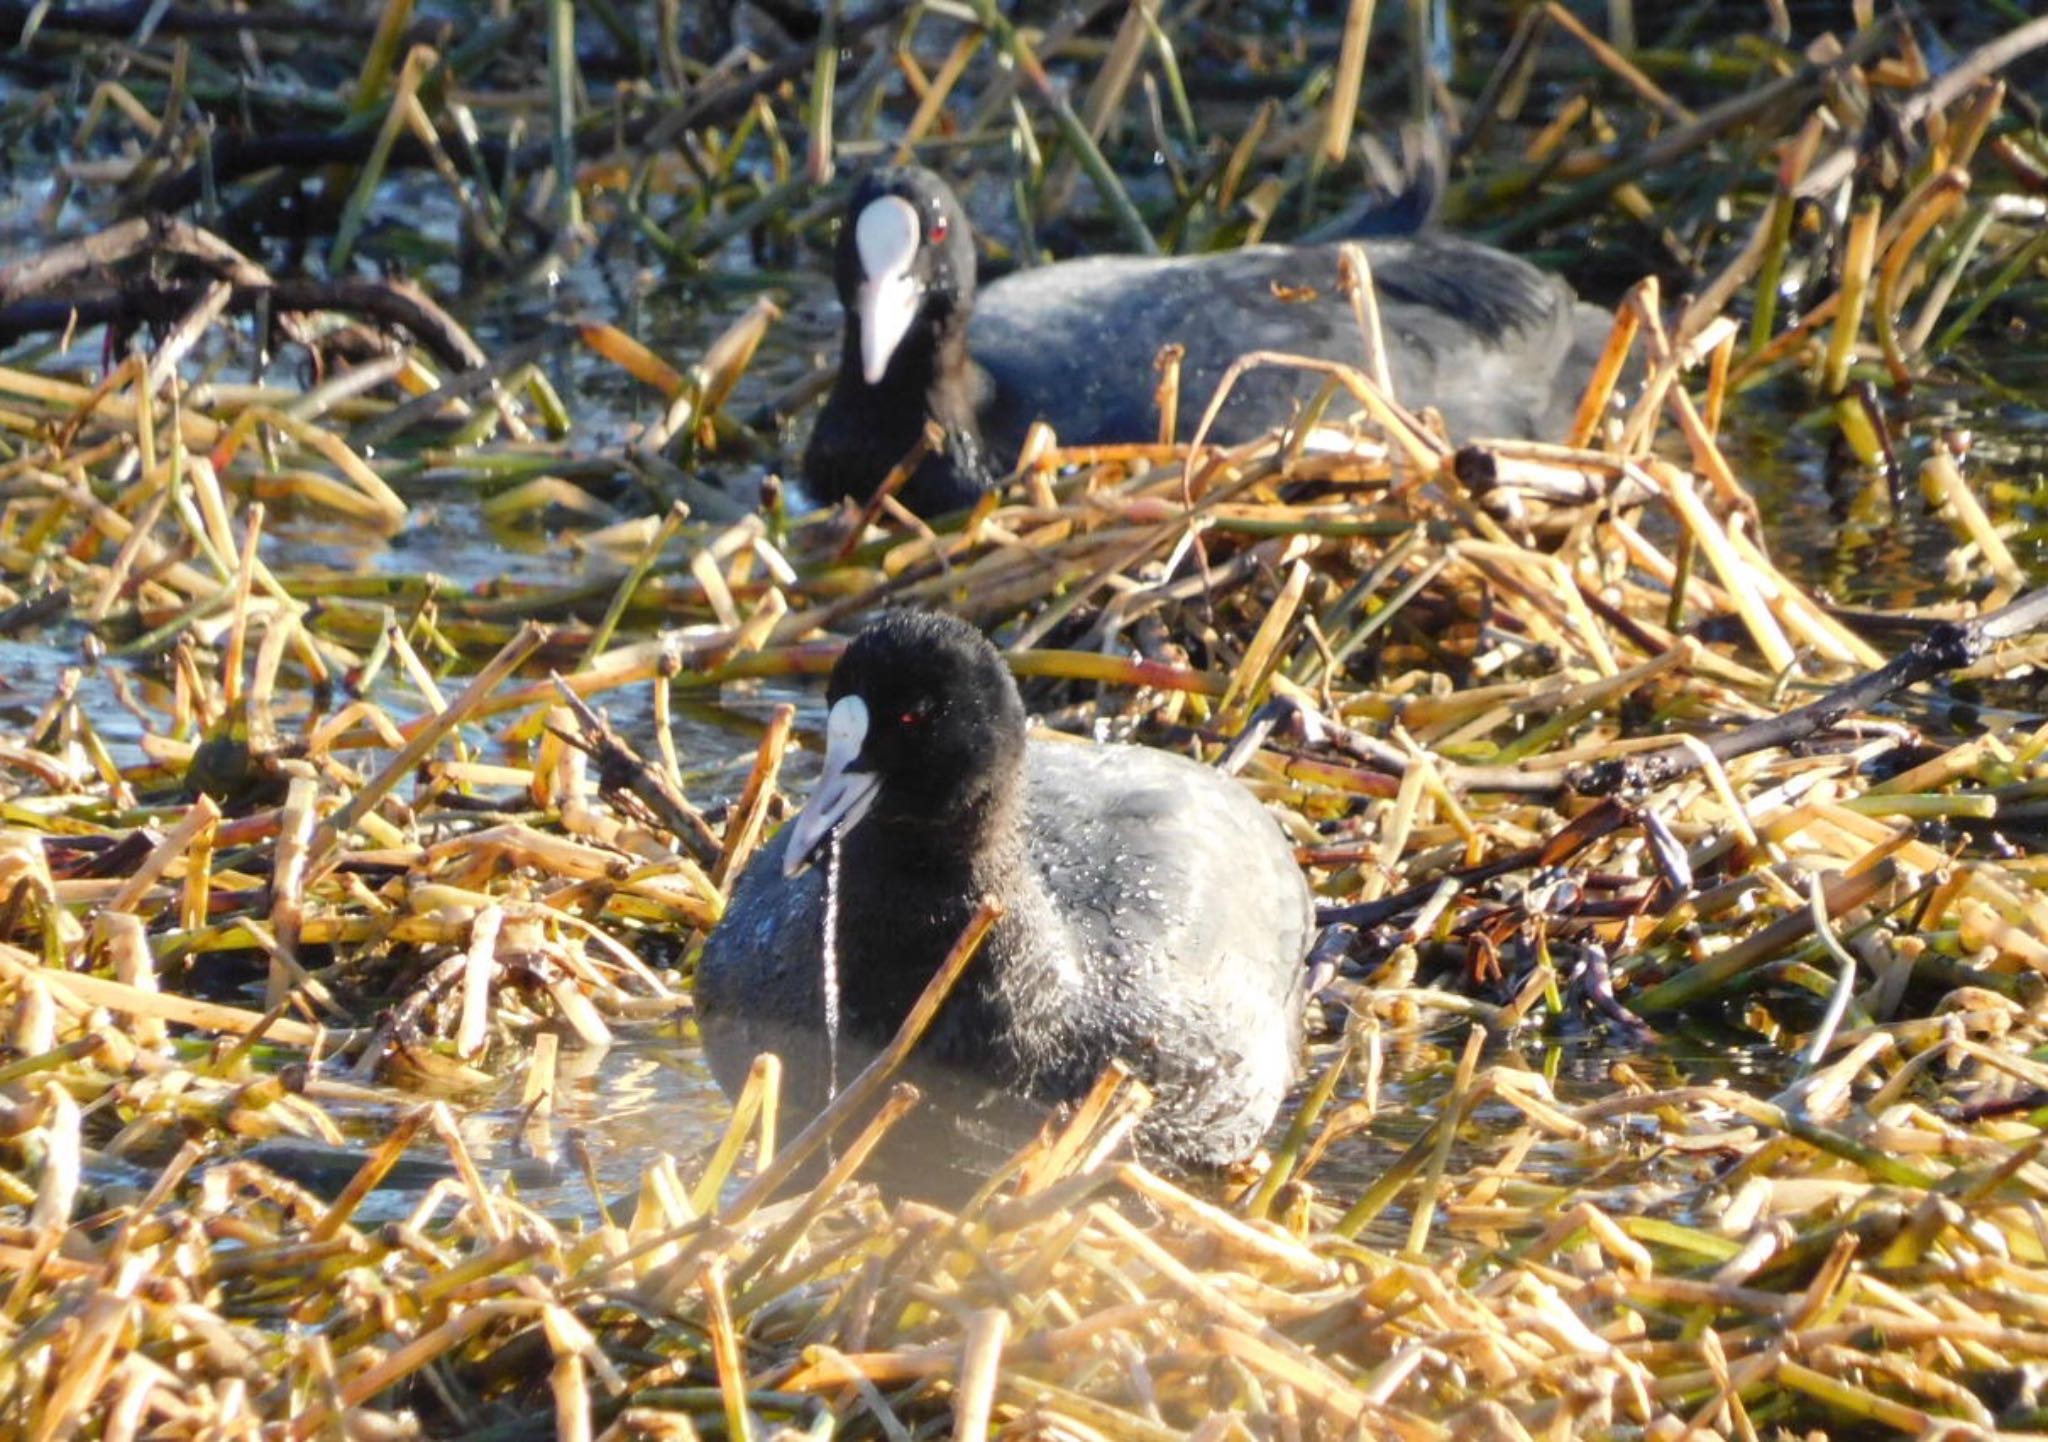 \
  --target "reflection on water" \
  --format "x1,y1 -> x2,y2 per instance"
265,499 -> 597,593
1295,1026 -> 1798,1250
291,1000 -> 1798,1227
331,1036 -> 737,1226
367,1010 -> 1798,1229
0,638 -> 157,760
1718,370 -> 2048,609
504,1038 -> 736,1219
